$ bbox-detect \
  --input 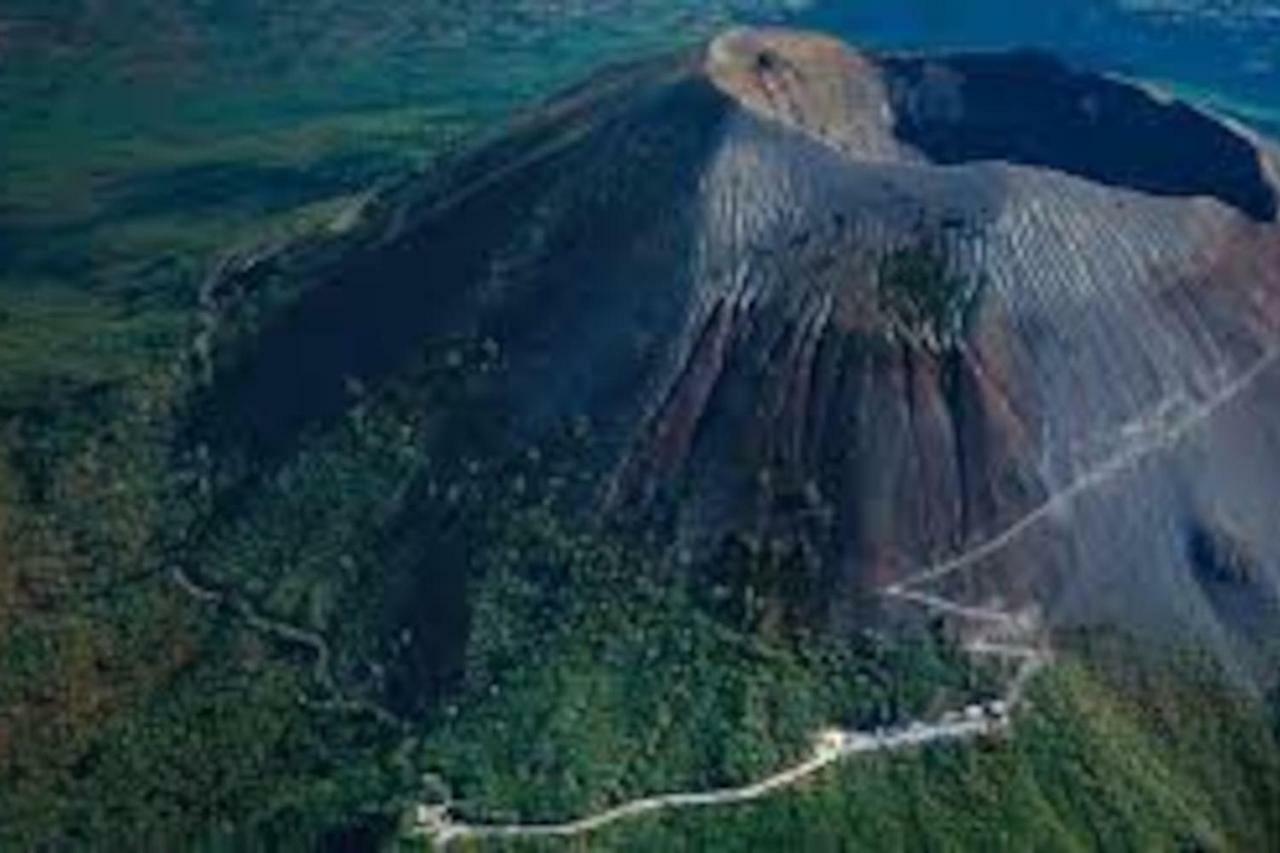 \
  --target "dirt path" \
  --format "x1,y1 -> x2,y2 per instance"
419,579 -> 1048,848
172,532 -> 1044,851
425,704 -> 1018,848
897,346 -> 1280,593
171,566 -> 403,728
